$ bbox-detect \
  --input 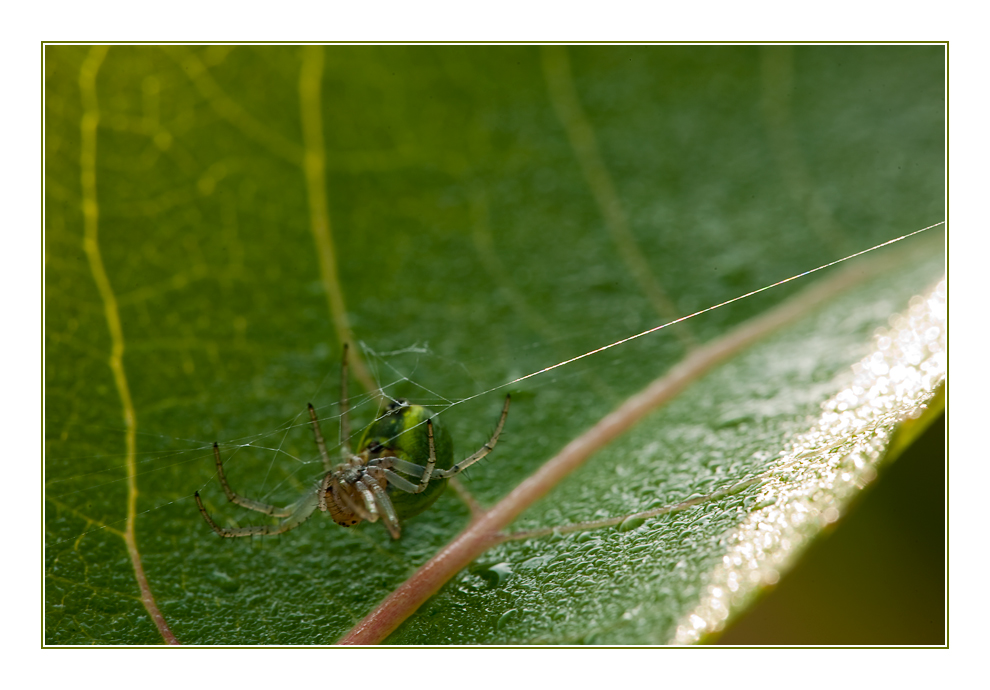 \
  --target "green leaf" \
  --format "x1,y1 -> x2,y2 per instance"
45,45 -> 944,645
